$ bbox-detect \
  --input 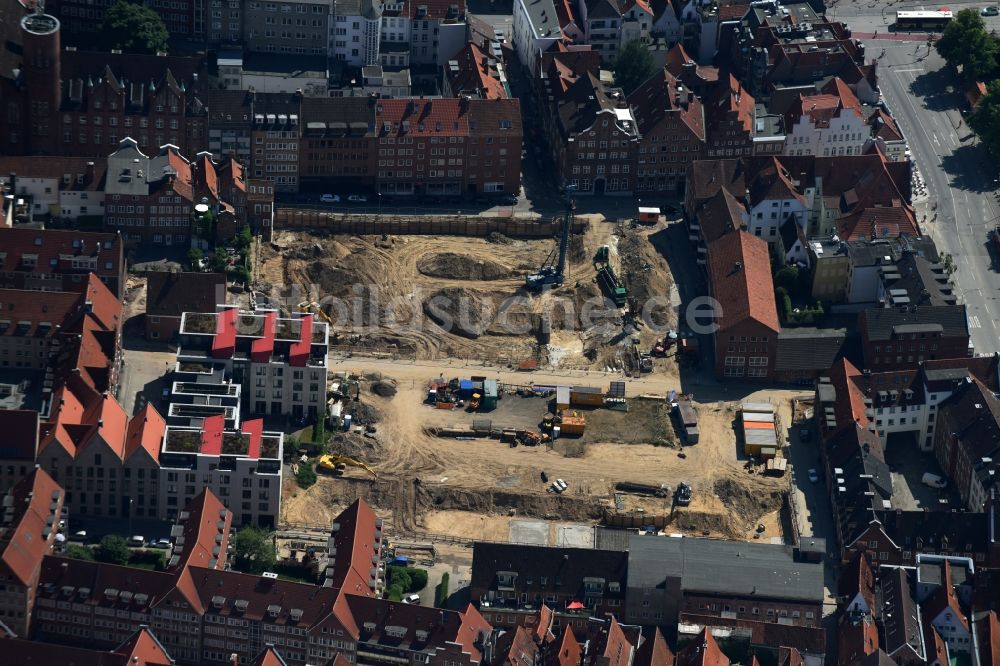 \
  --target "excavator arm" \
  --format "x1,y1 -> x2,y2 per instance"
317,454 -> 378,480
